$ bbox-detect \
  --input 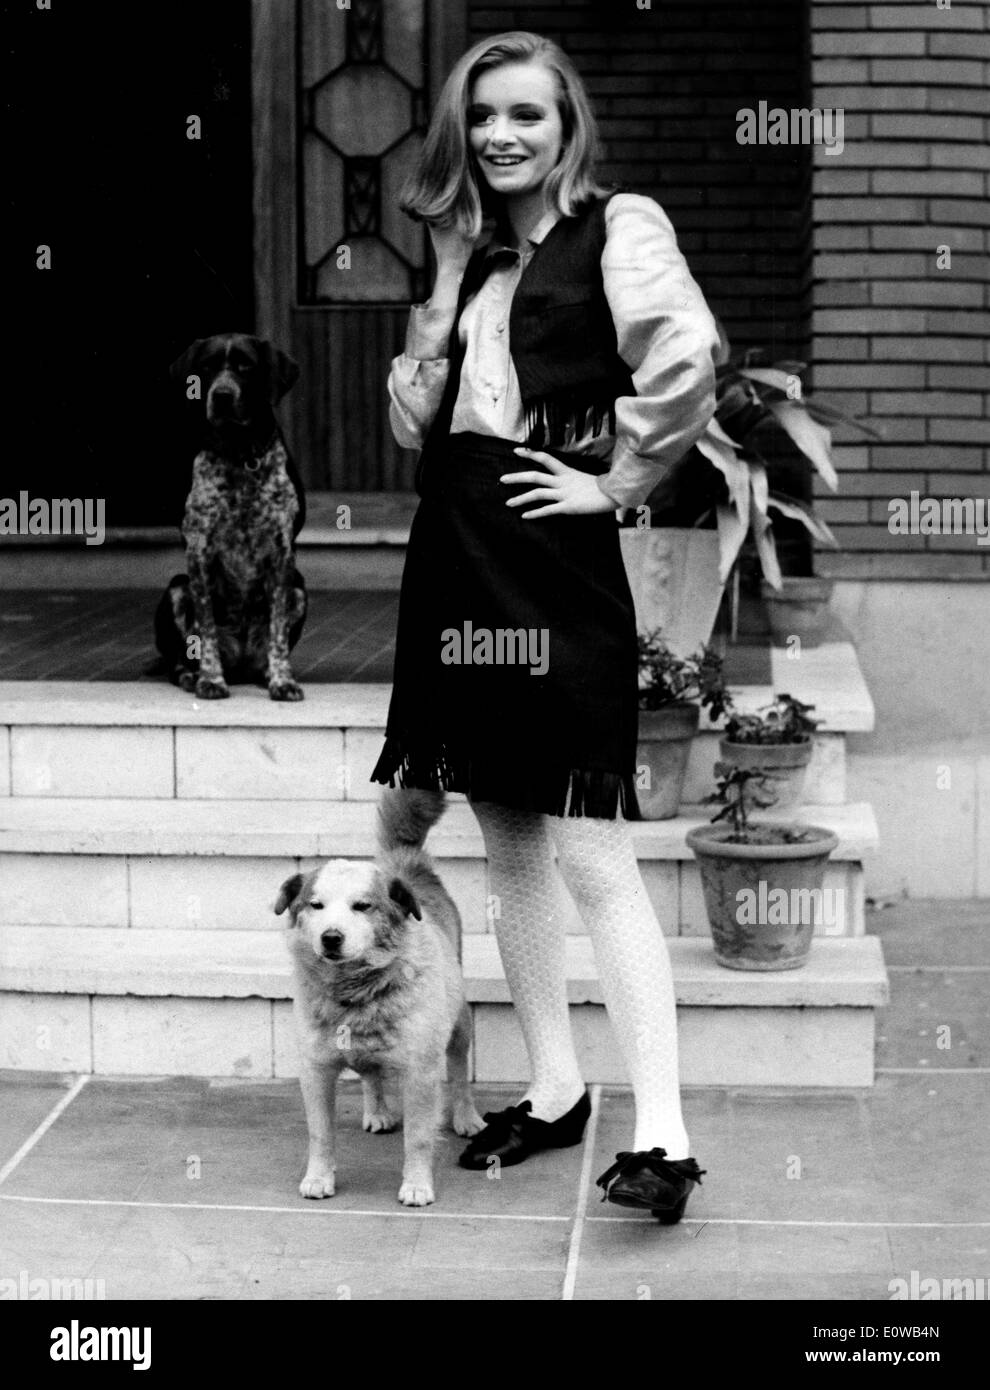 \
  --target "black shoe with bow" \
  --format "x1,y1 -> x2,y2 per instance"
458,1089 -> 591,1170
596,1148 -> 706,1224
